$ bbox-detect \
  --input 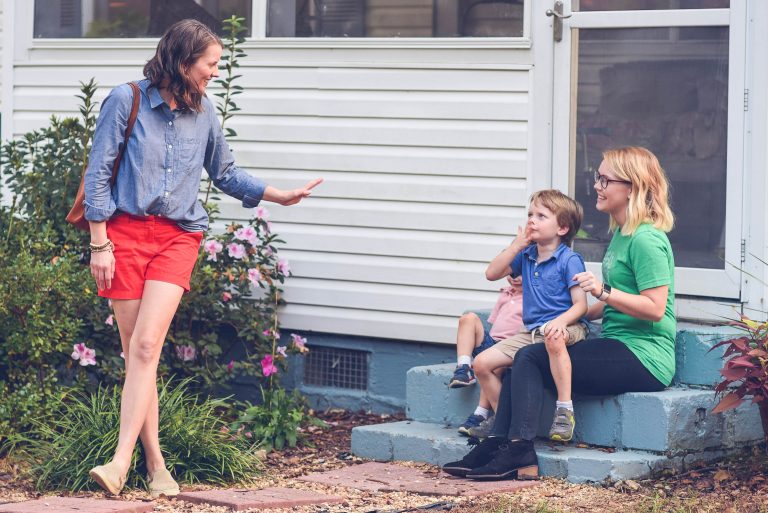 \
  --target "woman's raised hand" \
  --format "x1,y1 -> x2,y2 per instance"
573,270 -> 603,298
275,178 -> 324,206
